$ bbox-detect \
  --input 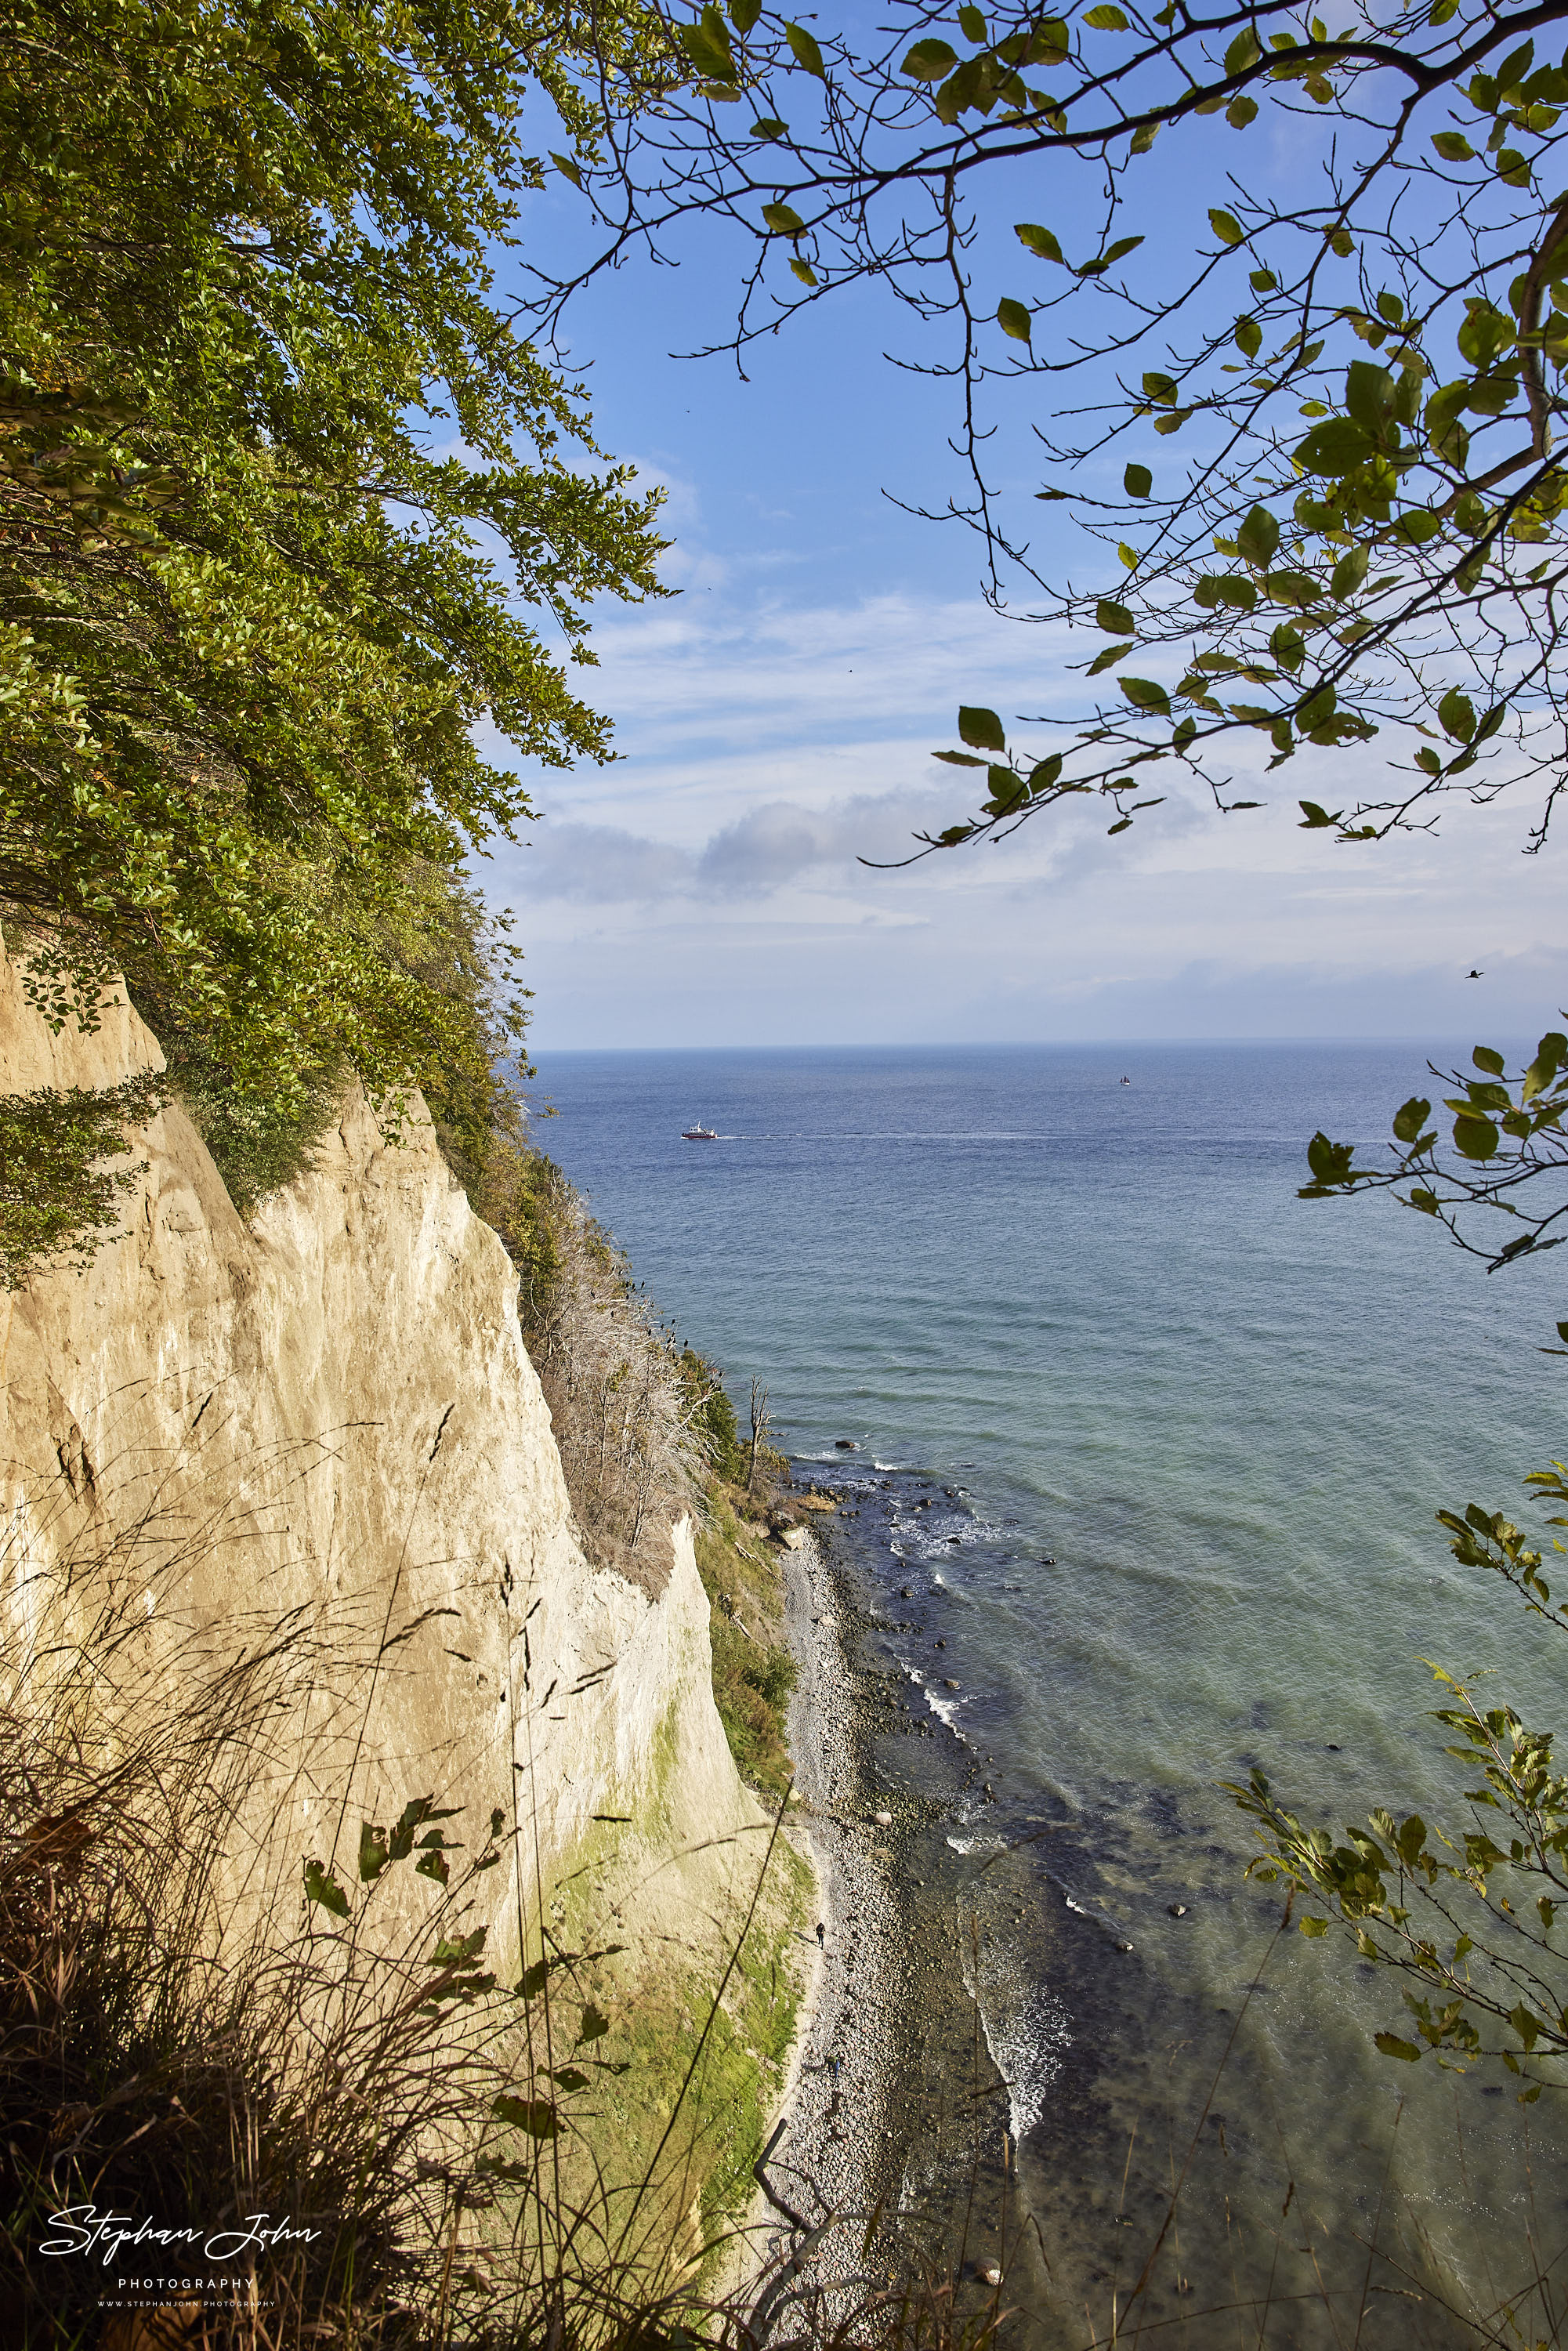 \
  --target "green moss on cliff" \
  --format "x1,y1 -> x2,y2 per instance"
693,1483 -> 798,1799
533,1676 -> 812,2281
